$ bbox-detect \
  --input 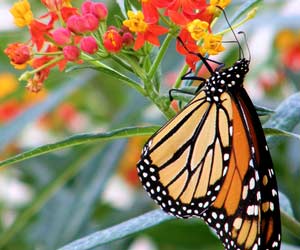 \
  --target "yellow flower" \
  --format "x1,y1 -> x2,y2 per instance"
202,34 -> 225,55
0,73 -> 18,98
123,11 -> 148,33
187,19 -> 209,41
10,0 -> 33,27
207,0 -> 231,15
210,0 -> 231,8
